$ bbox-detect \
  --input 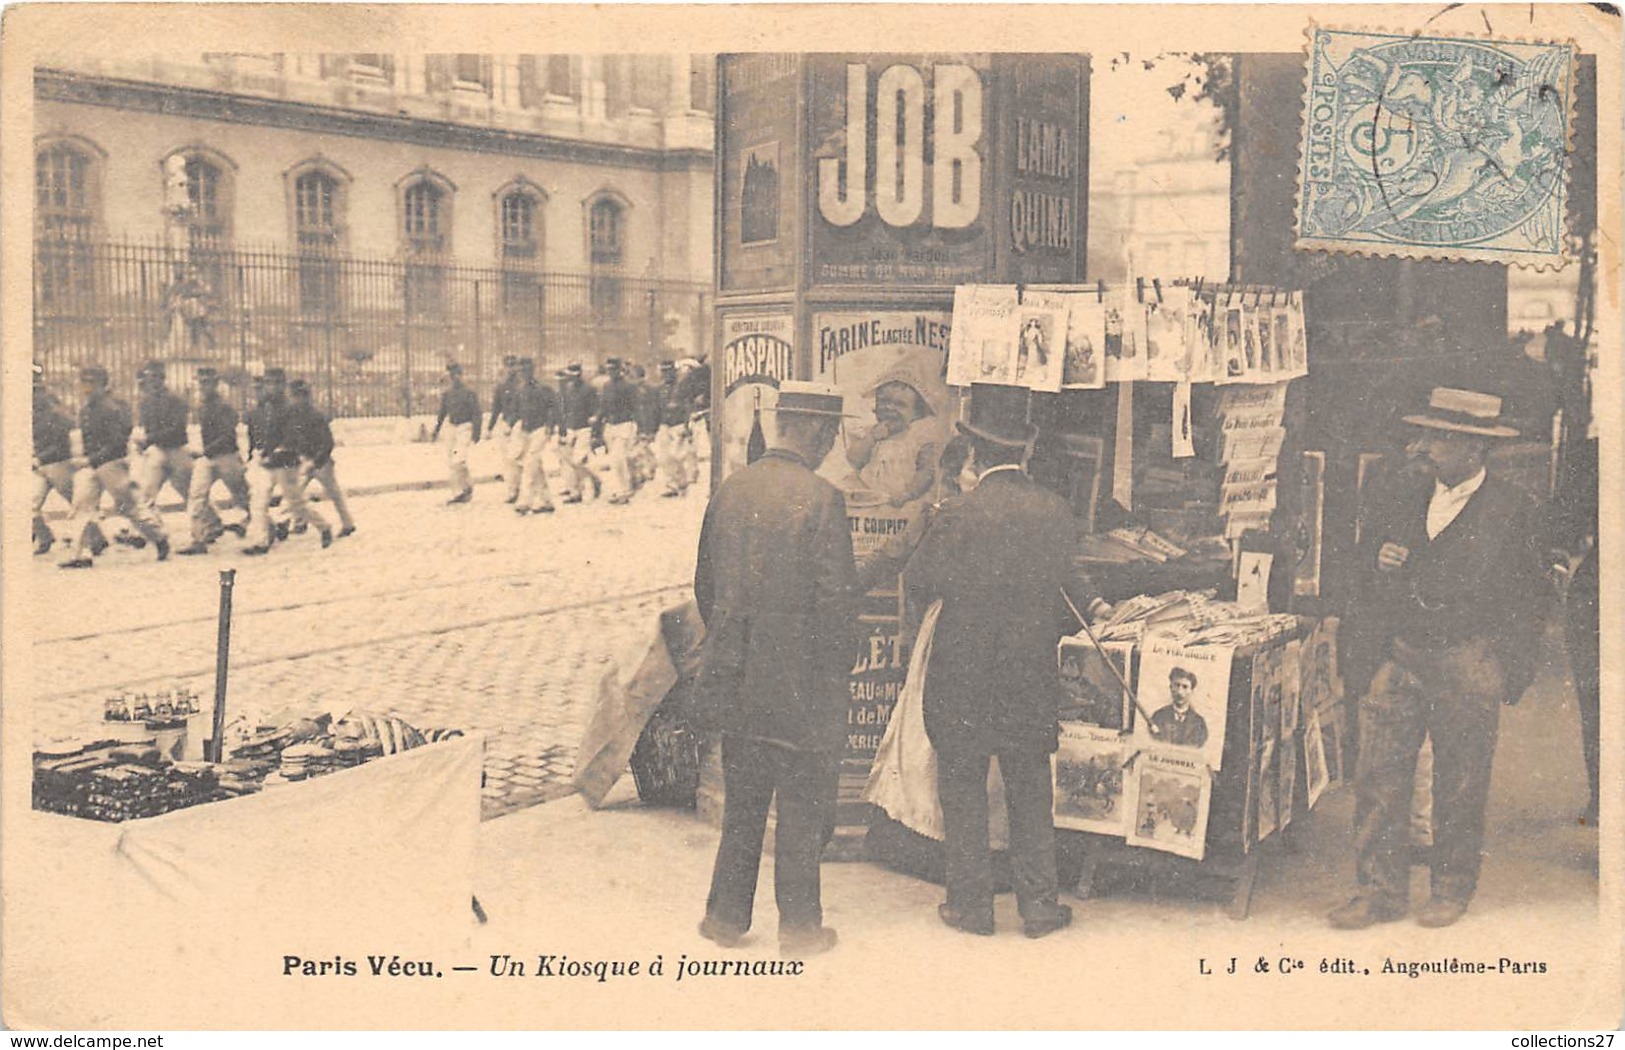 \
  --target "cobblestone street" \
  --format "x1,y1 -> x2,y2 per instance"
29,465 -> 707,818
